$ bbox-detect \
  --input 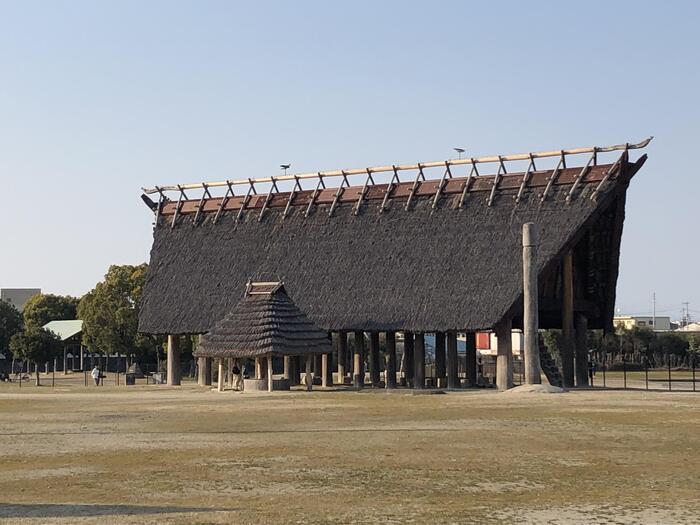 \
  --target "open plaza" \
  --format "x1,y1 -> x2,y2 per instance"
0,383 -> 698,524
